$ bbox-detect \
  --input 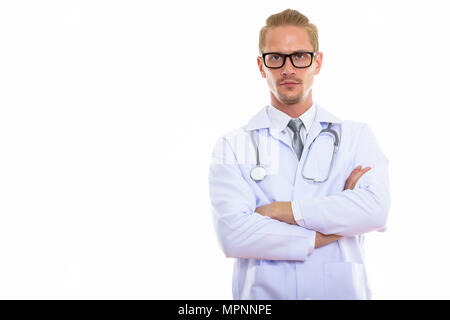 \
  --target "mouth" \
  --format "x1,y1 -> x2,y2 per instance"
280,81 -> 300,87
